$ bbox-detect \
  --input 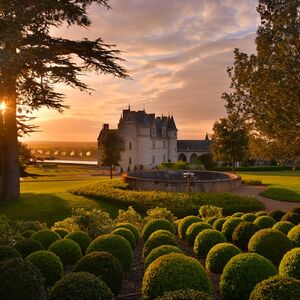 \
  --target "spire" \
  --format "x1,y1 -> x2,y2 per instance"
128,104 -> 131,111
205,133 -> 209,141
